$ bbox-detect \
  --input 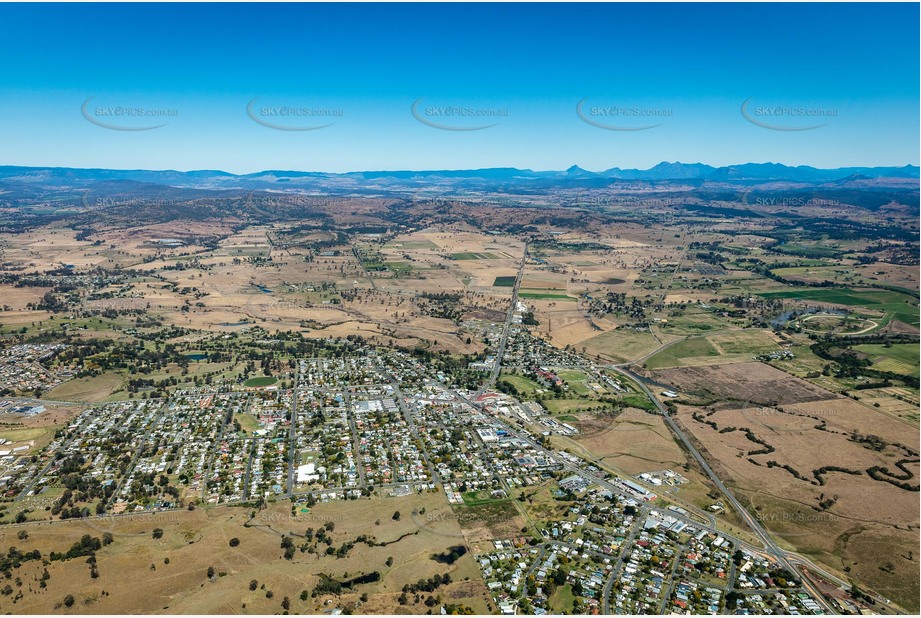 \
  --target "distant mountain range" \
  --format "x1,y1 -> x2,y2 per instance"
2,160 -> 916,229
0,162 -> 917,191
